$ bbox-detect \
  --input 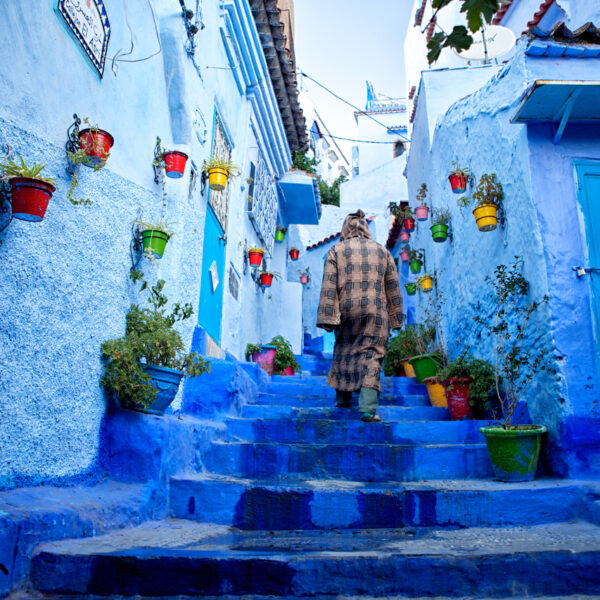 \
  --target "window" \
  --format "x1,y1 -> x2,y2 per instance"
209,113 -> 232,230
